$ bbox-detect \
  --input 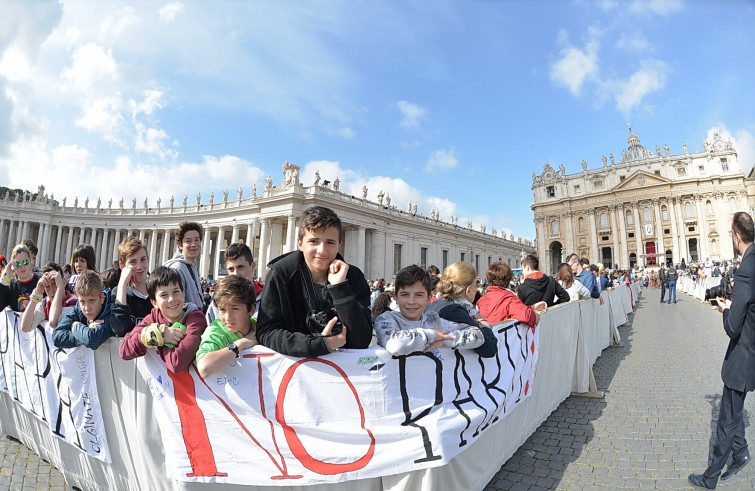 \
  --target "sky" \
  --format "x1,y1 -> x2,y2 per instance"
0,0 -> 754,242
